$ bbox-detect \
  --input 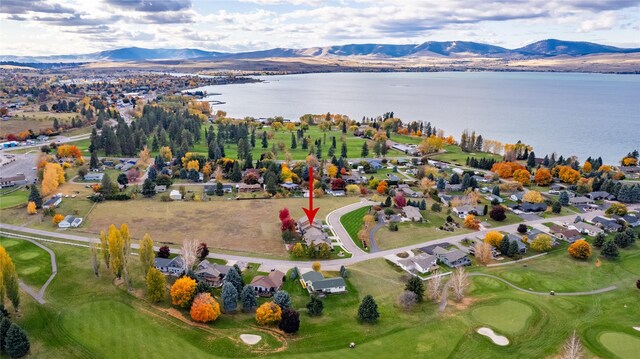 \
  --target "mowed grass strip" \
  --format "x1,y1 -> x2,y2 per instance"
340,206 -> 370,249
0,237 -> 52,287
0,187 -> 29,209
